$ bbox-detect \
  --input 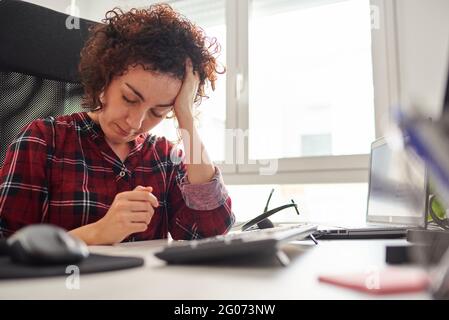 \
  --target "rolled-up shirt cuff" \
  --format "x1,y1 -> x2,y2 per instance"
179,166 -> 229,211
